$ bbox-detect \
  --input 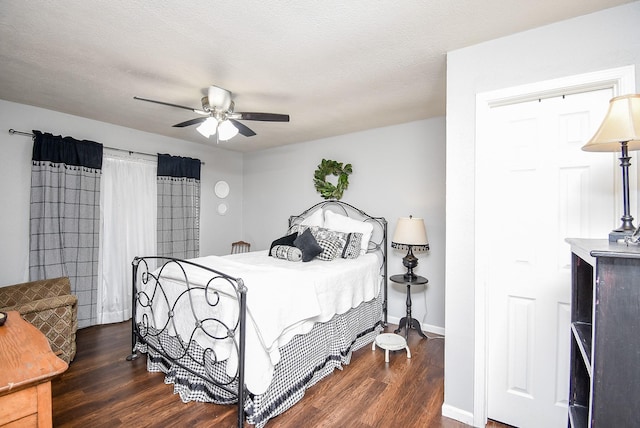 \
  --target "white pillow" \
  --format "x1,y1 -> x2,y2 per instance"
300,208 -> 324,228
324,210 -> 373,254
